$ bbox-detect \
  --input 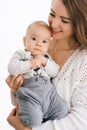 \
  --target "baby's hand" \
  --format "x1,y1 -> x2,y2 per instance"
29,55 -> 47,69
29,56 -> 42,69
35,55 -> 48,66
